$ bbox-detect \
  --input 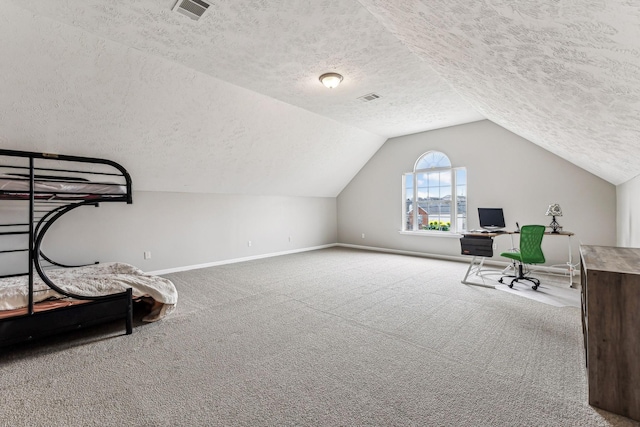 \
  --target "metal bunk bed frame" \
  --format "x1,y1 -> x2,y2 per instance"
0,149 -> 134,347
